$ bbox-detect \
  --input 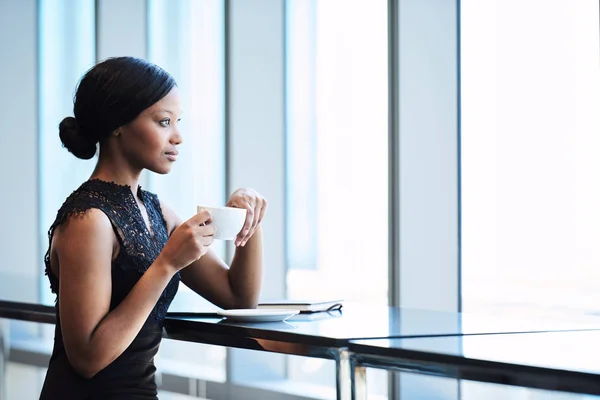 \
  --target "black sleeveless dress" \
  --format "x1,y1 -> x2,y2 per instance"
40,179 -> 180,399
